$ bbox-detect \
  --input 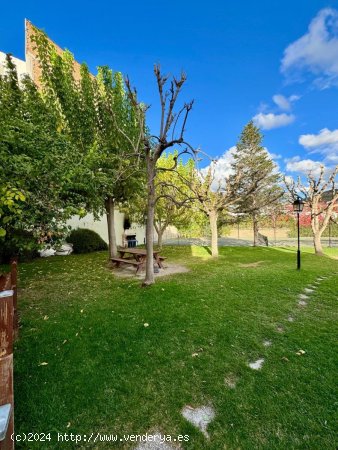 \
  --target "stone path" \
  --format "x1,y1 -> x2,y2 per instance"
134,431 -> 181,450
133,272 -> 336,448
181,405 -> 215,439
248,358 -> 265,370
298,300 -> 307,306
304,288 -> 314,294
224,373 -> 238,389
